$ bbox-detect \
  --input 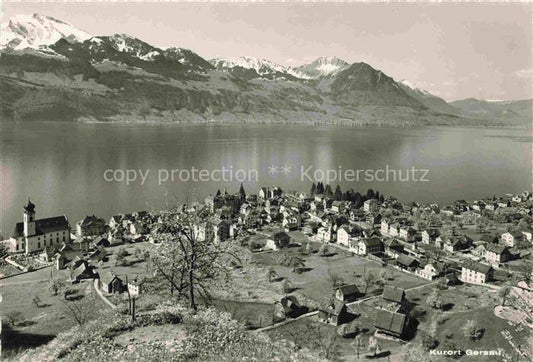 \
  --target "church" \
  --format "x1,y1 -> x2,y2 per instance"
9,200 -> 70,254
